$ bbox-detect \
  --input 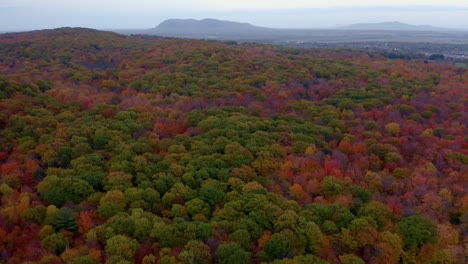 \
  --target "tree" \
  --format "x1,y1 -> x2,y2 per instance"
78,210 -> 96,234
179,240 -> 212,264
52,207 -> 78,234
68,255 -> 99,264
132,217 -> 153,242
38,175 -> 94,206
109,216 -> 135,237
347,185 -> 372,208
97,202 -> 125,219
216,243 -> 250,264
104,171 -> 133,191
196,222 -> 214,241
358,201 -> 393,231
150,222 -> 179,248
199,186 -> 225,209
339,254 -> 365,264
223,142 -> 253,167
385,122 -> 401,136
262,229 -> 302,261
41,233 -> 69,254
321,176 -> 343,196
296,219 -> 323,254
92,128 -> 111,149
397,215 -> 437,249
231,229 -> 252,250
105,235 -> 139,261
185,198 -> 211,218
271,254 -> 328,264
100,190 -> 127,208
79,171 -> 106,189
375,231 -> 403,264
